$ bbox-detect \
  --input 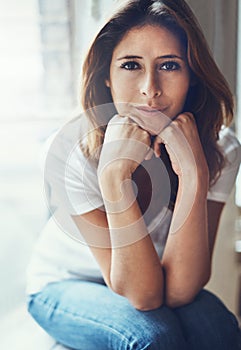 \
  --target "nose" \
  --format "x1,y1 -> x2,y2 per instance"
140,72 -> 162,98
